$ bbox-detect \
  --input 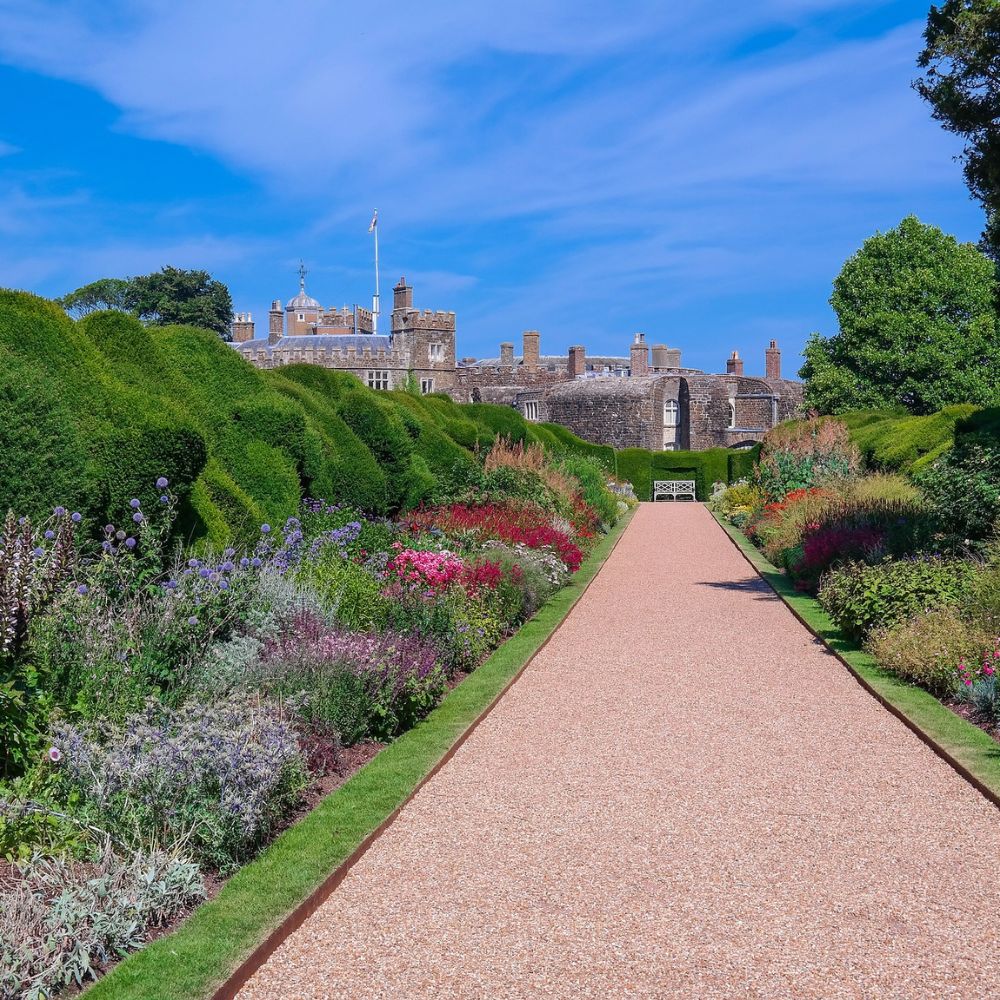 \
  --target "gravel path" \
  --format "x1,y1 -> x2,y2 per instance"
238,504 -> 1000,999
